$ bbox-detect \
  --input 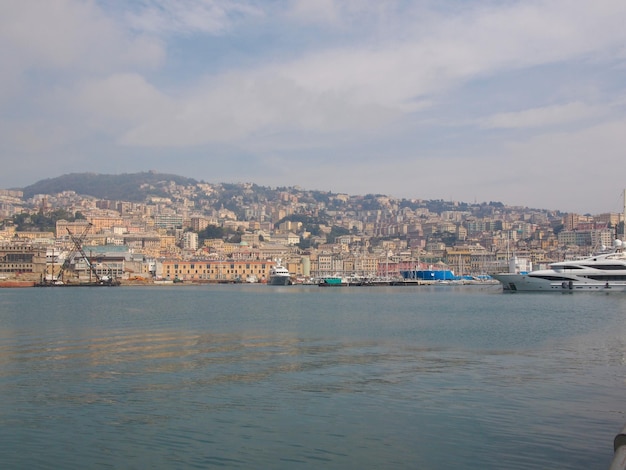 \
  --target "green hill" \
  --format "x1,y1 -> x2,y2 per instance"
22,172 -> 199,202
